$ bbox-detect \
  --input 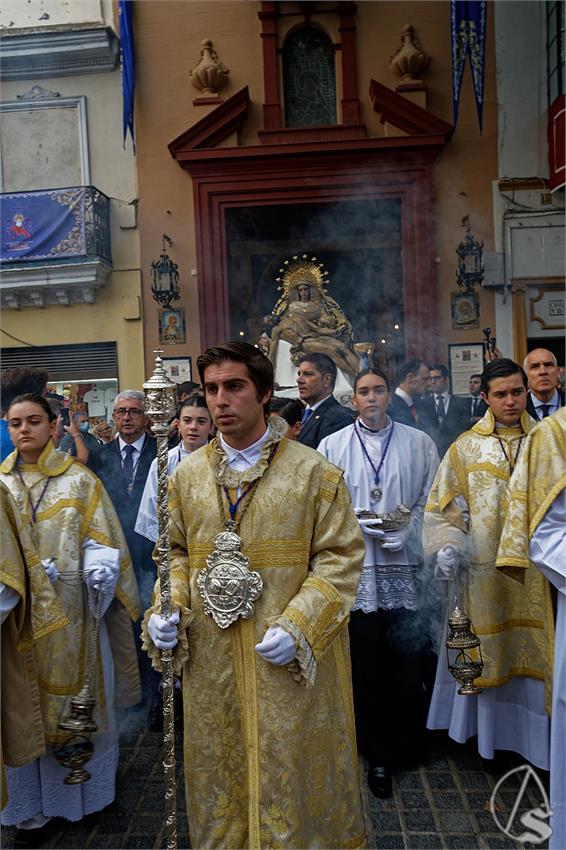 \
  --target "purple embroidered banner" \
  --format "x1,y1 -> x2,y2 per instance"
1,187 -> 87,262
451,1 -> 487,132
